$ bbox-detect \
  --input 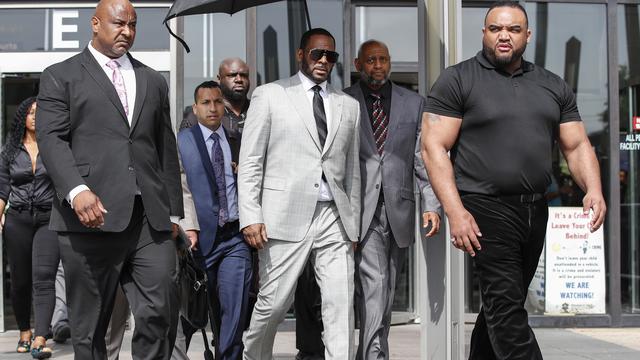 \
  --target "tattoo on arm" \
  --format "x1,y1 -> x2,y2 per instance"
428,113 -> 441,123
